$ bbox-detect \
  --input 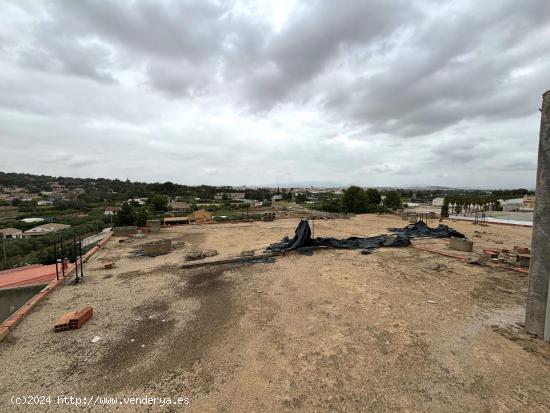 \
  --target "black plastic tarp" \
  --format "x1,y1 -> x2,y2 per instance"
388,220 -> 465,239
266,220 -> 411,253
266,219 -> 464,254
